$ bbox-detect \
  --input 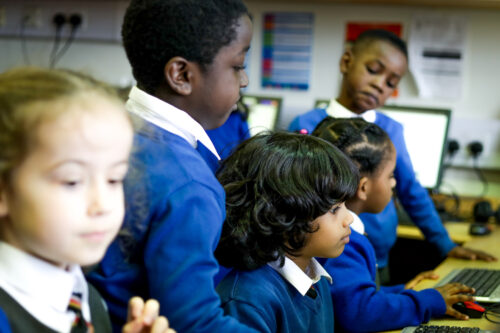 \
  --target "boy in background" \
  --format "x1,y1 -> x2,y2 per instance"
289,29 -> 496,283
87,1 -> 257,332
